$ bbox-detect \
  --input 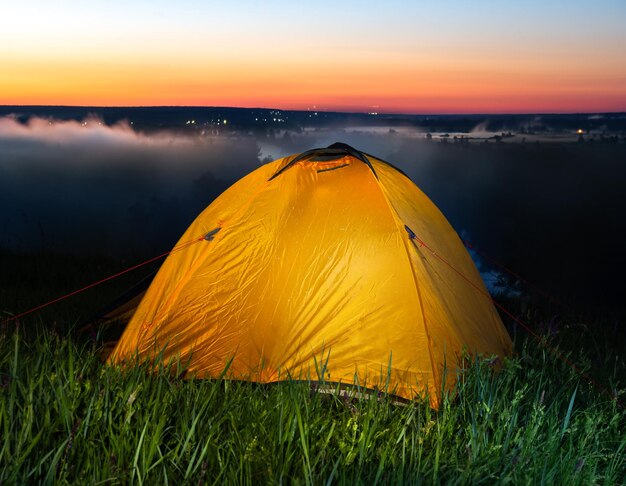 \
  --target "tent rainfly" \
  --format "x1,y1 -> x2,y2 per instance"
109,143 -> 512,406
